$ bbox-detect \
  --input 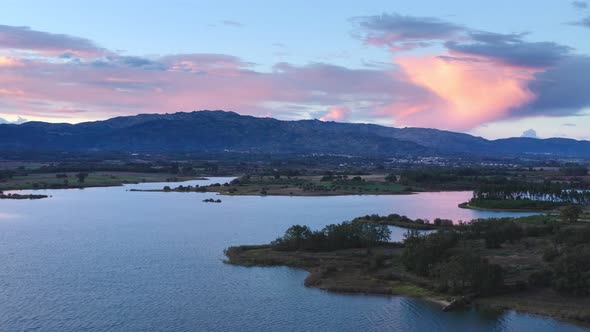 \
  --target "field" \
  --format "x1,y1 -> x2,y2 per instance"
0,172 -> 196,191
